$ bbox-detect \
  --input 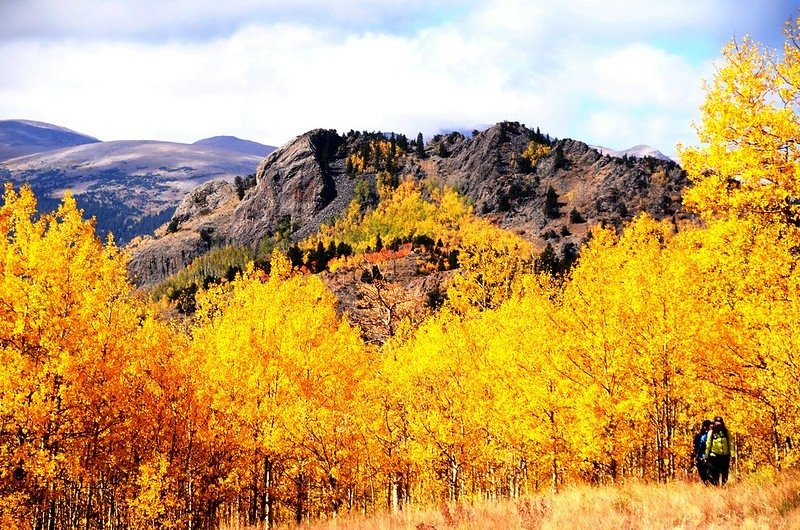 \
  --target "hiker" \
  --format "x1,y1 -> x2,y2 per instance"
691,419 -> 712,483
705,416 -> 731,486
